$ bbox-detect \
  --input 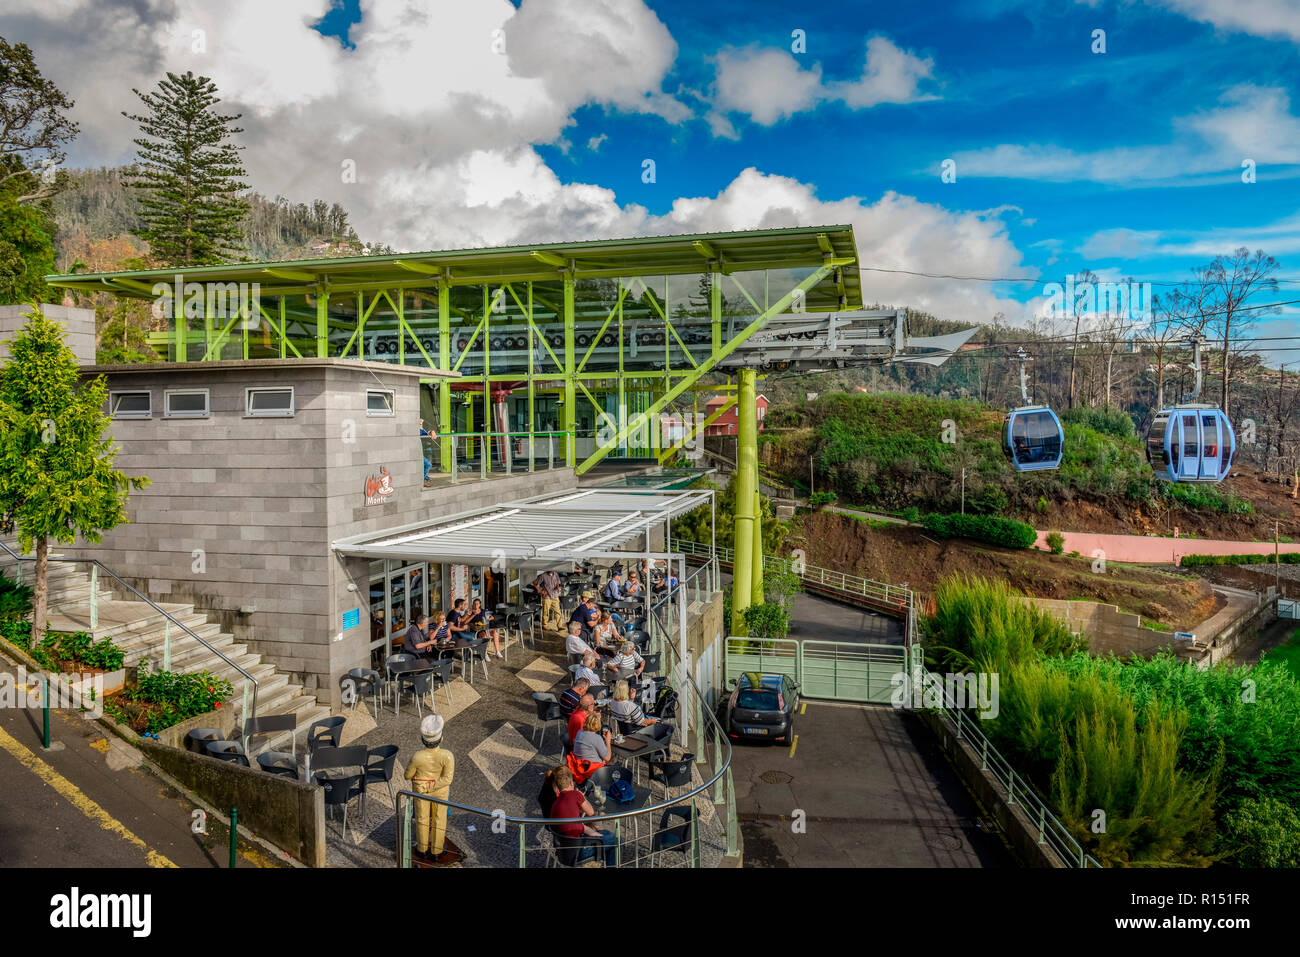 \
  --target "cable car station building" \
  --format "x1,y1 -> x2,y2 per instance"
34,226 -> 865,707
